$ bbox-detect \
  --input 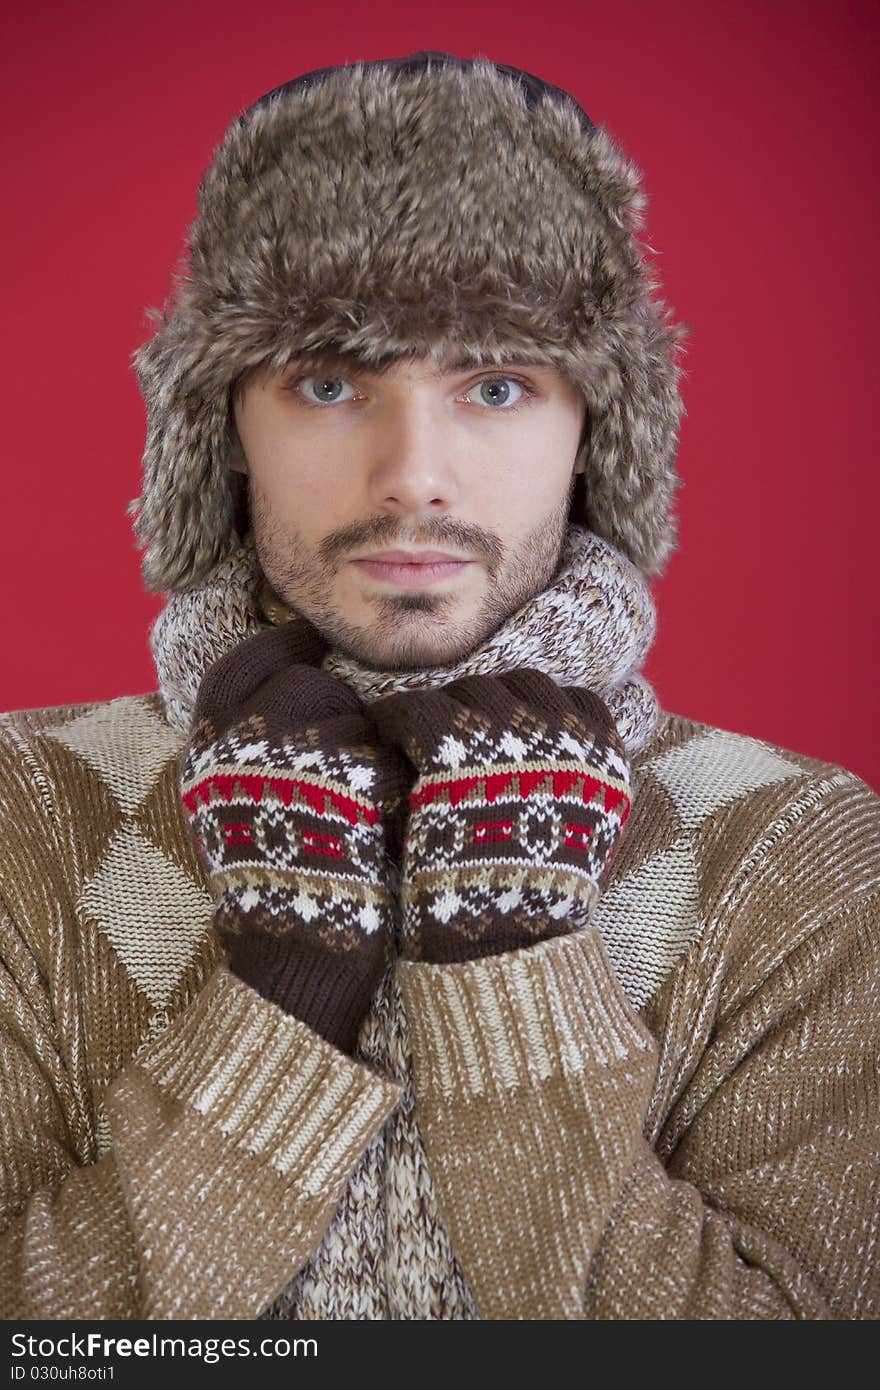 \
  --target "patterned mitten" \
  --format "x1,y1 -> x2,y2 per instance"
179,621 -> 406,1054
369,669 -> 632,963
